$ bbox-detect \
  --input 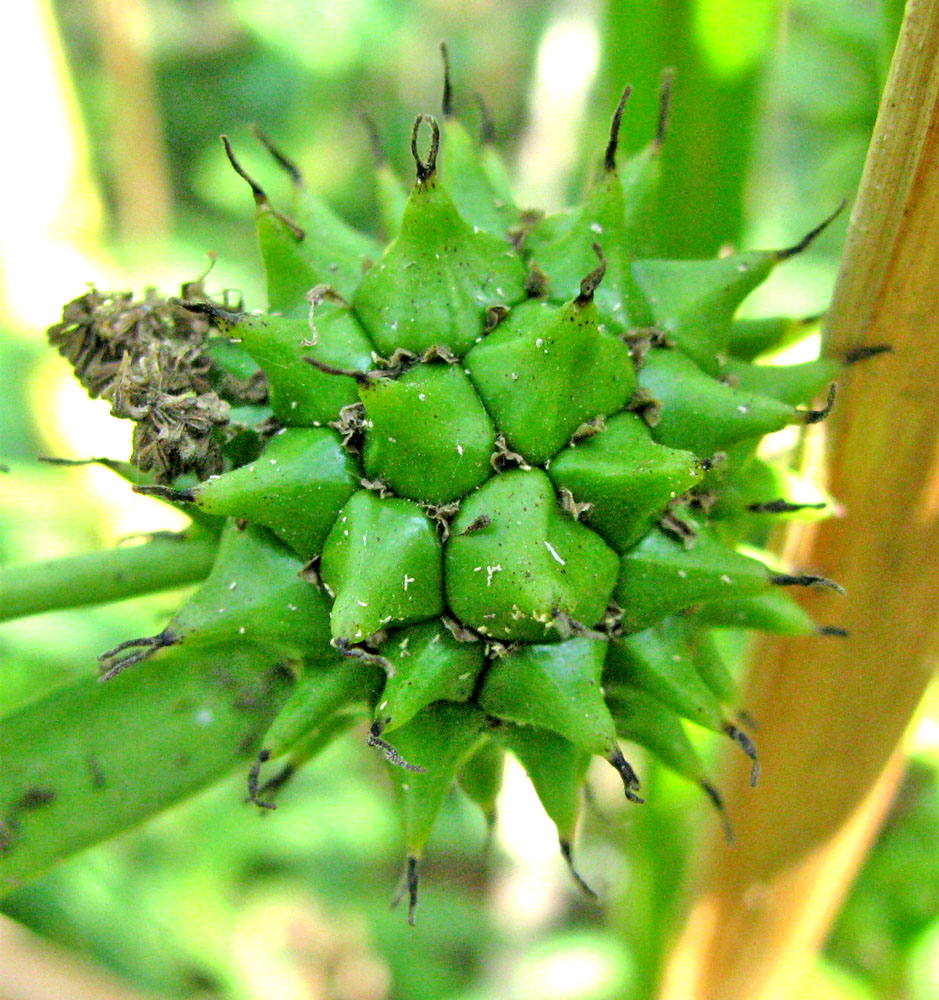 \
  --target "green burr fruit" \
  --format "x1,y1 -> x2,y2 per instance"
374,622 -> 485,733
97,523 -> 333,679
360,362 -> 496,503
320,490 -> 443,642
445,470 -> 619,641
139,427 -> 360,559
548,412 -> 703,552
464,288 -> 635,465
353,116 -> 527,357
